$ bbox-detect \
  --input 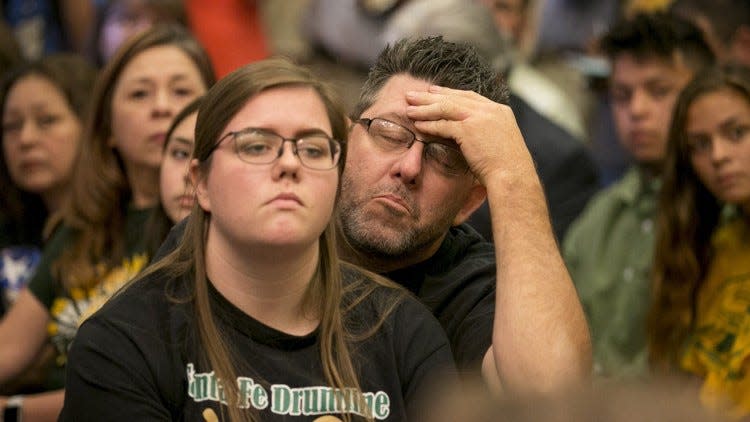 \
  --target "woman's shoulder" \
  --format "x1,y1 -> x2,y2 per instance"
0,194 -> 47,248
713,214 -> 750,249
87,268 -> 191,333
37,222 -> 80,263
26,224 -> 77,303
